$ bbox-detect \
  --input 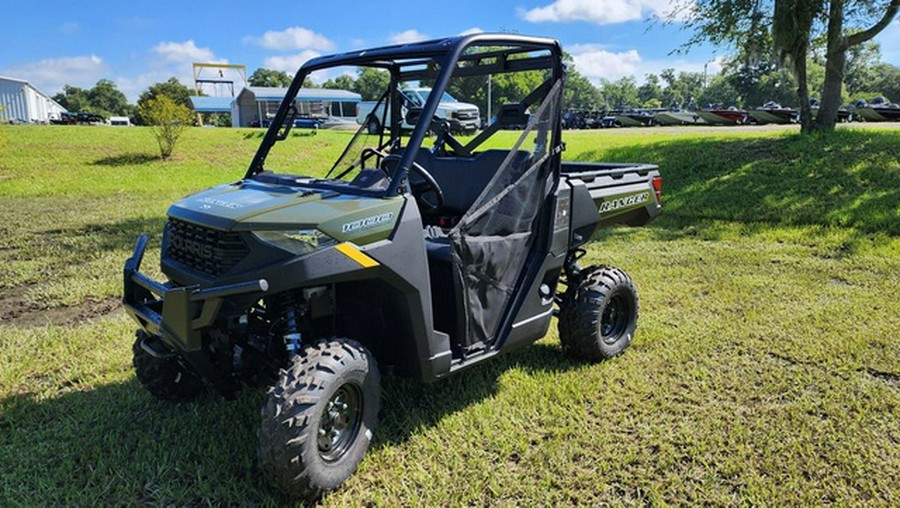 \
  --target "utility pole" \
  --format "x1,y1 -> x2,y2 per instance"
487,74 -> 492,125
